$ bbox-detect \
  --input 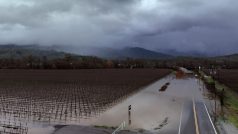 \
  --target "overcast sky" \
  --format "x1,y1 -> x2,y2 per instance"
0,0 -> 237,55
